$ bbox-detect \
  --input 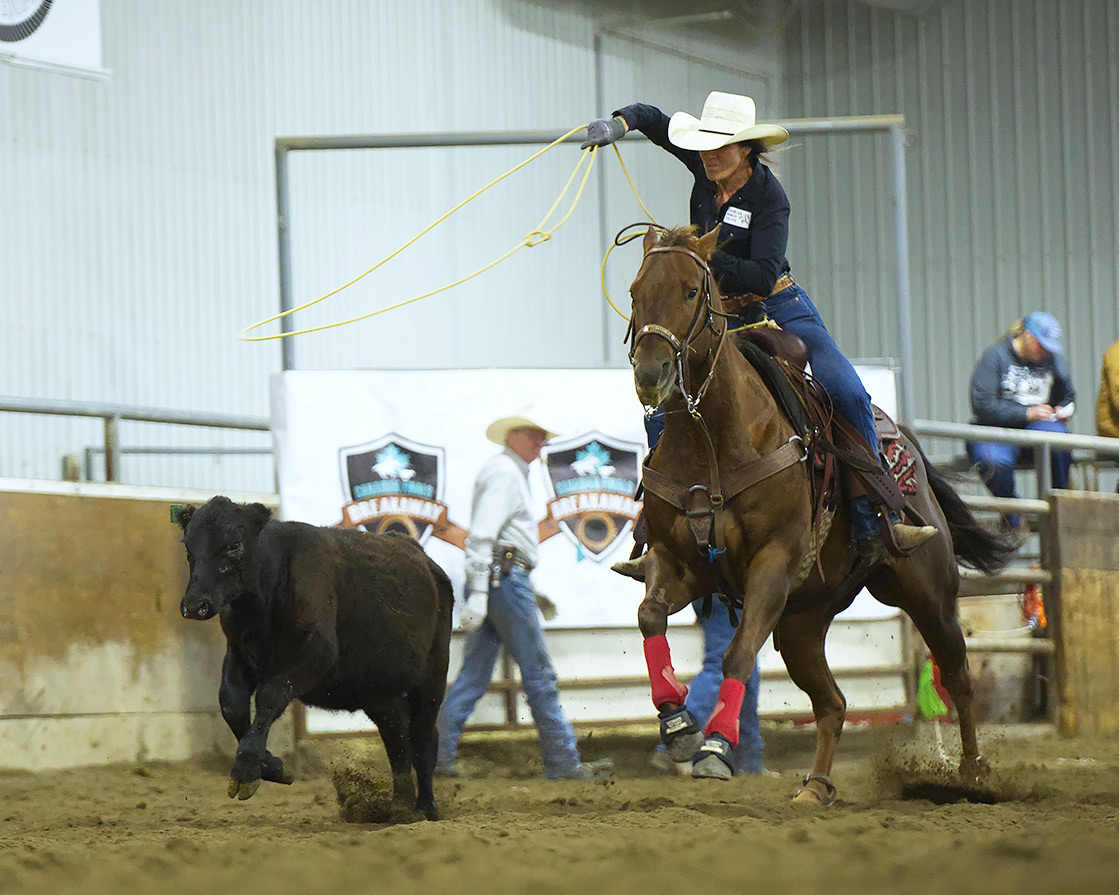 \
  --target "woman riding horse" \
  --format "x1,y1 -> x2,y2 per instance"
582,92 -> 936,564
618,223 -> 1013,799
